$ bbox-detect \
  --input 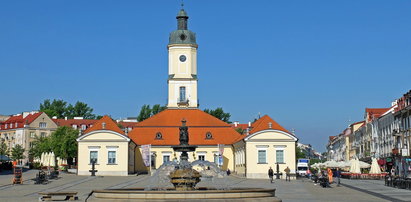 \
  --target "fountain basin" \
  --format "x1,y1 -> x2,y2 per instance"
90,188 -> 281,201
